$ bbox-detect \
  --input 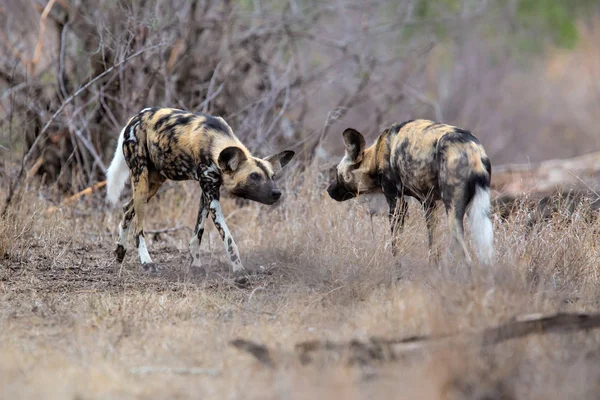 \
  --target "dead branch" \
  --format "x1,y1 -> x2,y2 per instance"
491,151 -> 600,199
201,60 -> 222,113
45,180 -> 106,214
230,312 -> 600,367
25,156 -> 44,181
30,0 -> 57,76
0,30 -> 27,66
230,339 -> 275,367
129,366 -> 220,376
23,44 -> 164,170
2,44 -> 164,216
